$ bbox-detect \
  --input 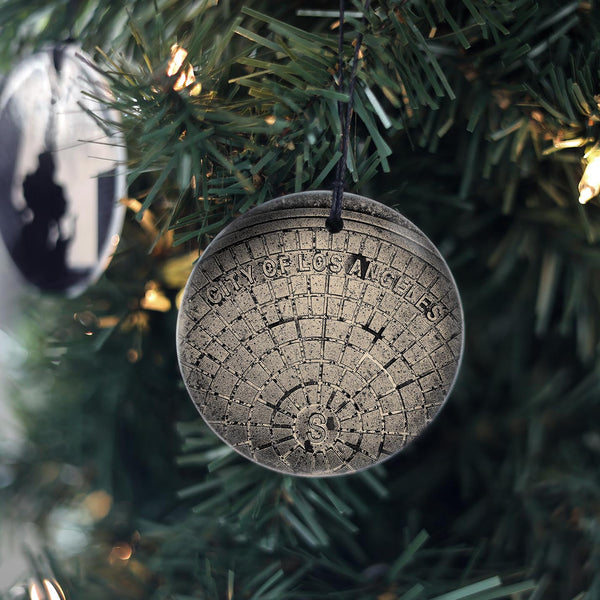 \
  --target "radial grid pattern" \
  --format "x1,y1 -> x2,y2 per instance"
177,192 -> 463,476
